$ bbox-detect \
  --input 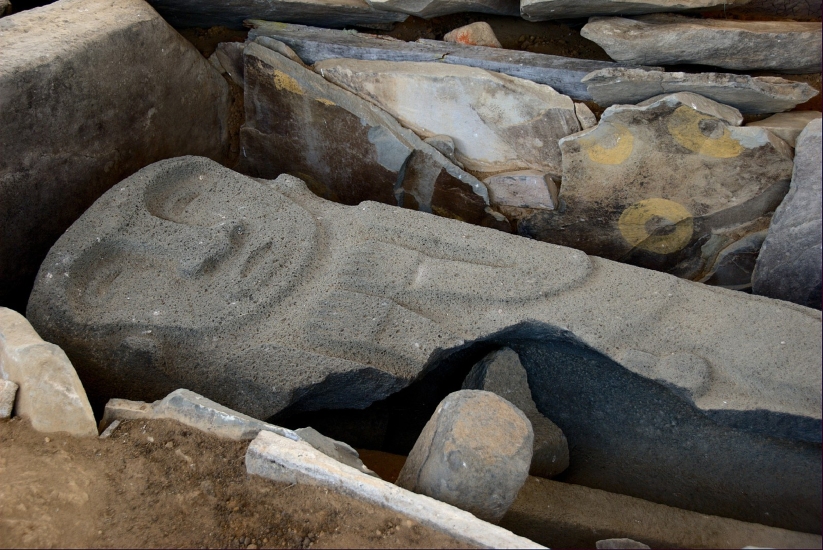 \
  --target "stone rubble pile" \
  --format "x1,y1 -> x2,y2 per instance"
1,0 -> 821,546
